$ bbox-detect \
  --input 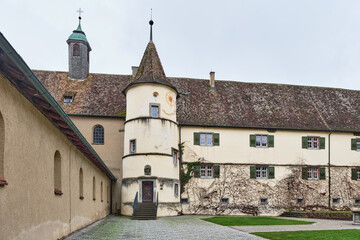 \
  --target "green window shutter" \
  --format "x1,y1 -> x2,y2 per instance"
268,135 -> 274,148
213,165 -> 220,178
213,133 -> 220,146
302,168 -> 308,180
351,139 -> 357,151
352,168 -> 358,180
250,166 -> 256,179
319,168 -> 326,180
194,133 -> 200,145
250,135 -> 256,147
268,166 -> 275,179
193,165 -> 200,178
319,137 -> 325,149
302,137 -> 308,149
